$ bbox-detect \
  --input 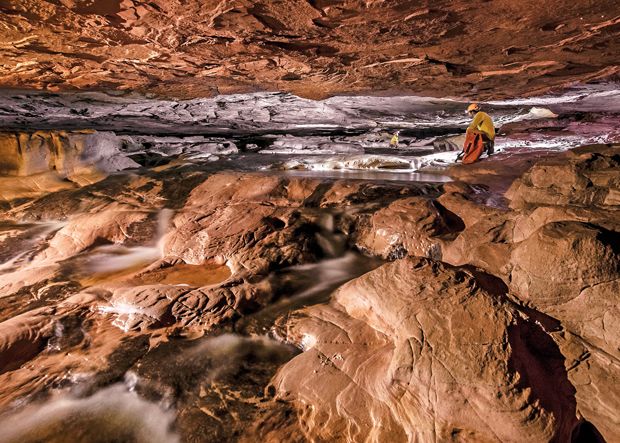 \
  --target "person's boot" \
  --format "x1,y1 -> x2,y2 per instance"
486,142 -> 495,156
